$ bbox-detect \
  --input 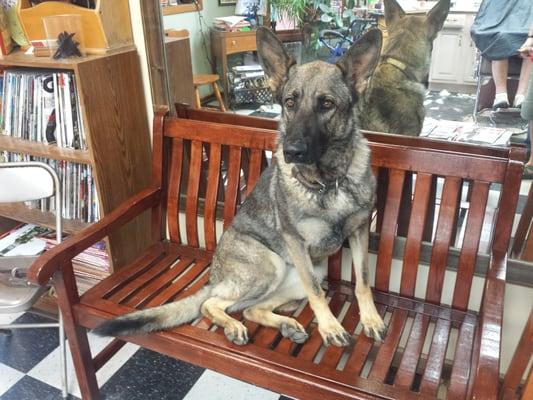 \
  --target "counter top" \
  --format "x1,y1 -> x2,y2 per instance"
398,1 -> 479,14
